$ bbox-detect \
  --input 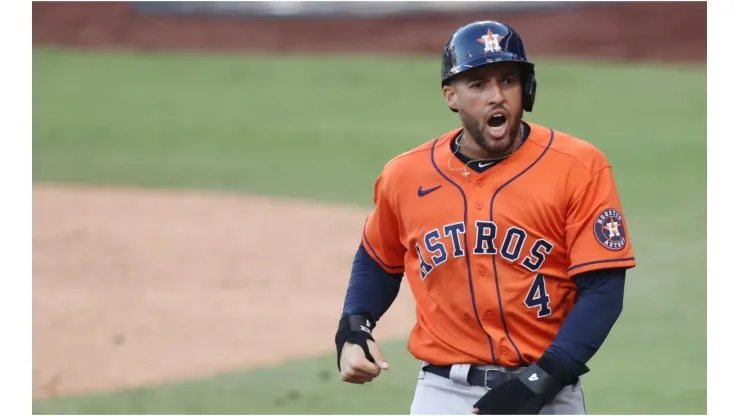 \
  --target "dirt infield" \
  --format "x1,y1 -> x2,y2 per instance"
32,1 -> 706,400
32,184 -> 418,398
33,2 -> 706,62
